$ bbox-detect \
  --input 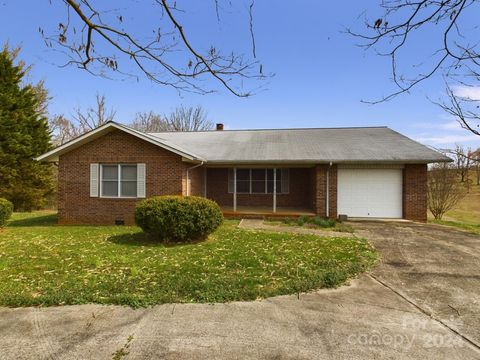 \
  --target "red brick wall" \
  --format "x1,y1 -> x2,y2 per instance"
186,166 -> 205,197
206,167 -> 314,209
328,165 -> 337,219
312,165 -> 337,218
58,129 -> 186,225
403,164 -> 428,222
